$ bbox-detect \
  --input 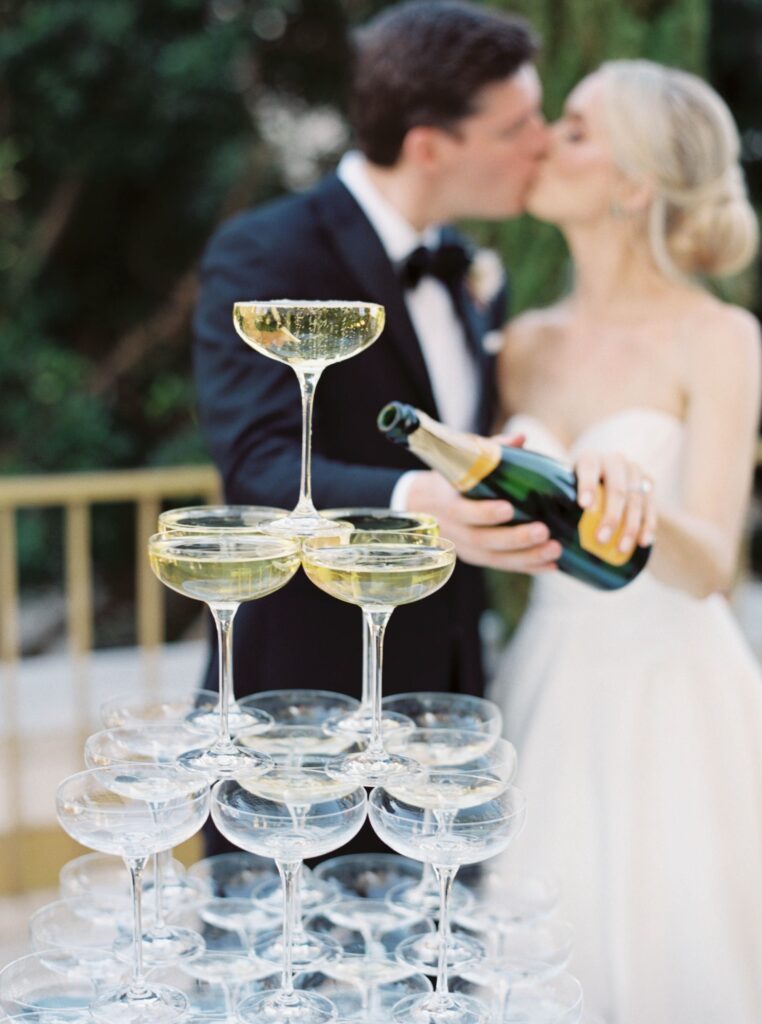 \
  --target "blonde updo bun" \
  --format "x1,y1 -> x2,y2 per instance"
600,59 -> 758,279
